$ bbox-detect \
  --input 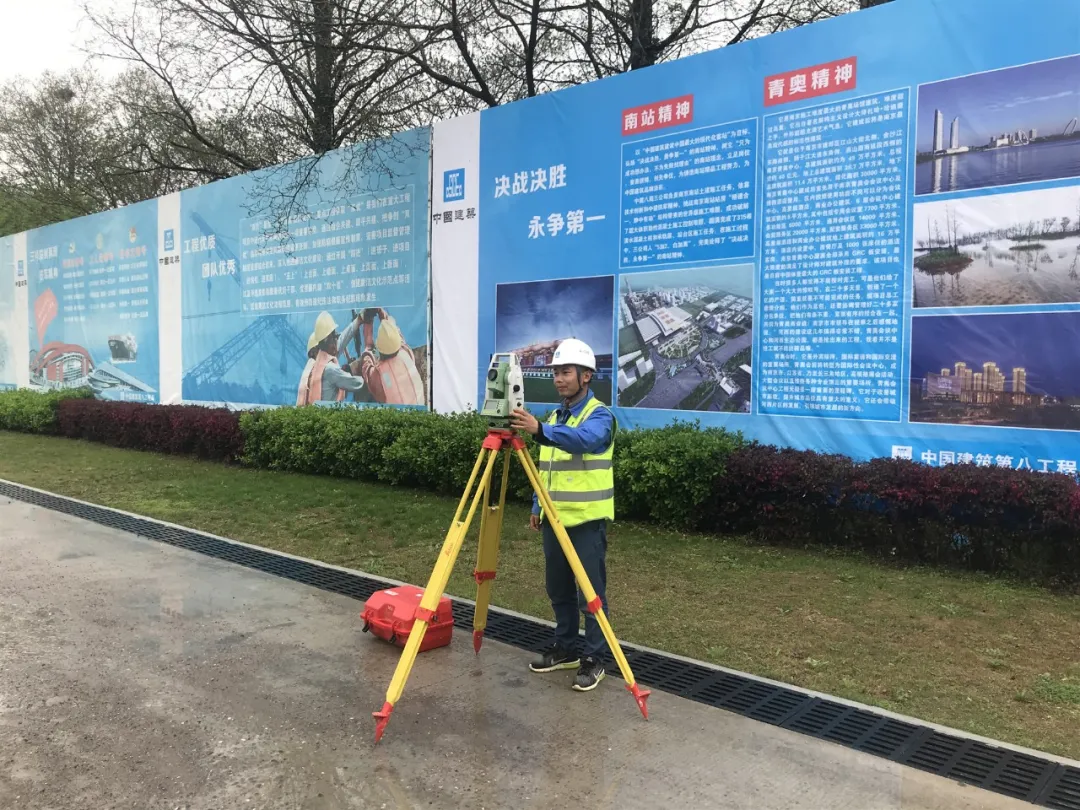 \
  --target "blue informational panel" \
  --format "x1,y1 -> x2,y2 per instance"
179,127 -> 430,409
25,202 -> 160,401
0,236 -> 15,390
476,0 -> 1080,473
